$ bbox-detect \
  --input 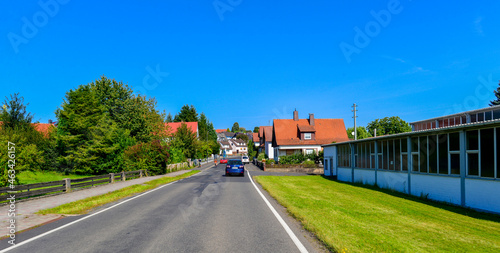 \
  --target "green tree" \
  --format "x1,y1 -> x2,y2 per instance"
253,127 -> 259,133
1,93 -> 33,130
56,76 -> 163,174
174,104 -> 198,122
231,122 -> 240,132
166,113 -> 173,123
347,126 -> 372,140
236,133 -> 248,142
490,81 -> 500,106
172,123 -> 197,159
226,128 -> 230,132
366,116 -> 412,136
